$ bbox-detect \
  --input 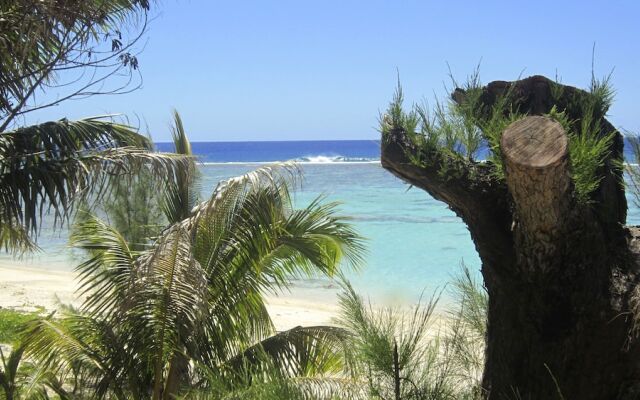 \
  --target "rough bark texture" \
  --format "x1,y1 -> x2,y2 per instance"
381,75 -> 640,399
